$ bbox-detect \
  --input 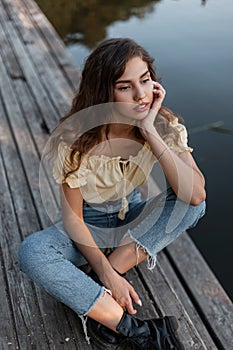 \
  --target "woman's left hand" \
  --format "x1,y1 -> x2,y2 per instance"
139,81 -> 166,133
